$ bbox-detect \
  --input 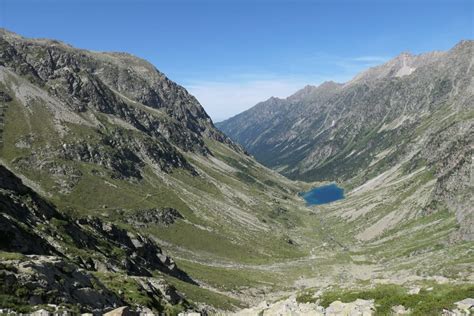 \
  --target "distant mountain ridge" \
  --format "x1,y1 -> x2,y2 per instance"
217,41 -> 472,179
217,40 -> 474,240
